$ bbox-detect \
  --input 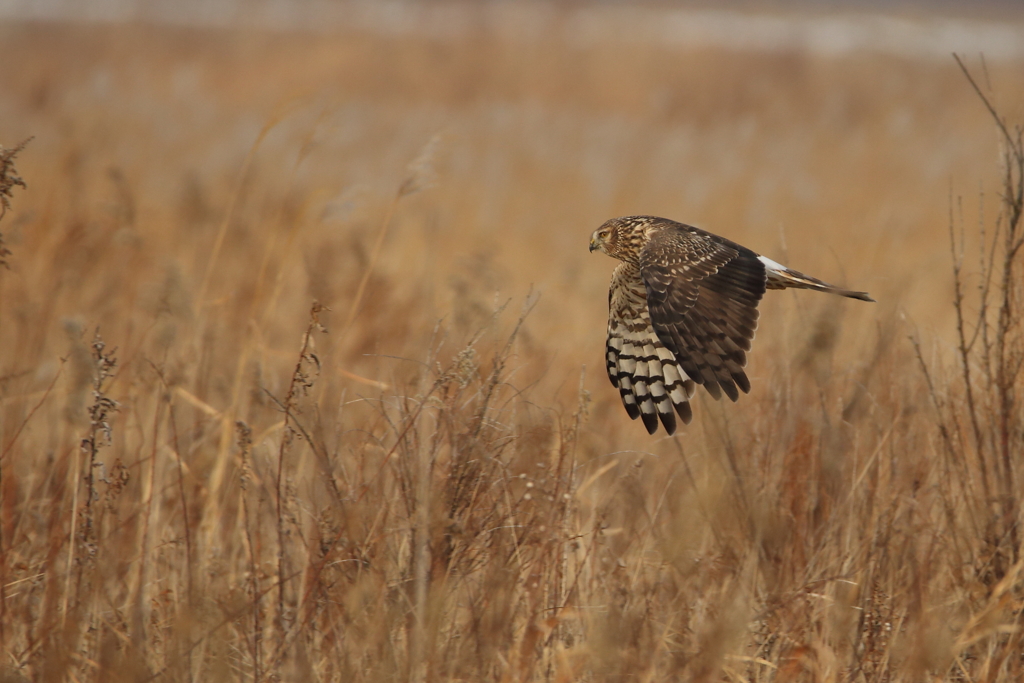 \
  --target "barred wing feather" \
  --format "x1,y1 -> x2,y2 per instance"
606,263 -> 696,435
